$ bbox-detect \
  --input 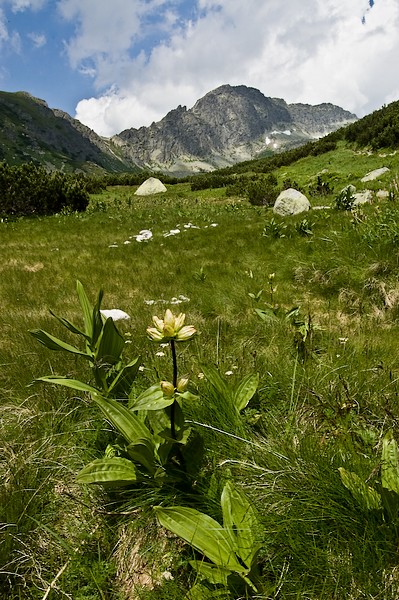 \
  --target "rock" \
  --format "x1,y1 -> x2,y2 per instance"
377,189 -> 389,199
134,177 -> 167,196
361,167 -> 390,182
353,190 -> 373,206
273,188 -> 311,216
